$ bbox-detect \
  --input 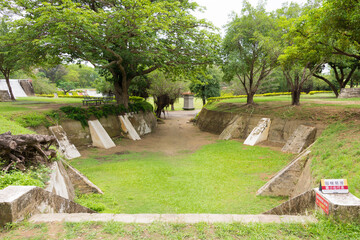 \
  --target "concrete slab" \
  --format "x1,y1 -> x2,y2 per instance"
244,118 -> 271,146
119,115 -> 141,140
282,125 -> 316,153
88,120 -> 116,149
219,116 -> 244,140
49,125 -> 81,159
29,213 -> 317,224
257,146 -> 312,196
